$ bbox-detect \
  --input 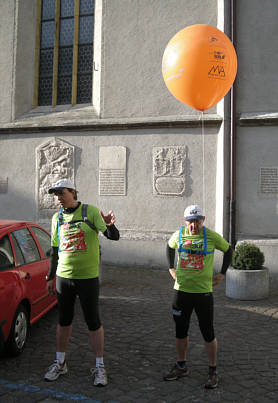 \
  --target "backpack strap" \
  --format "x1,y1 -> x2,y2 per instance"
202,226 -> 214,256
57,208 -> 63,252
177,225 -> 214,256
57,205 -> 97,252
178,226 -> 184,252
81,204 -> 97,233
